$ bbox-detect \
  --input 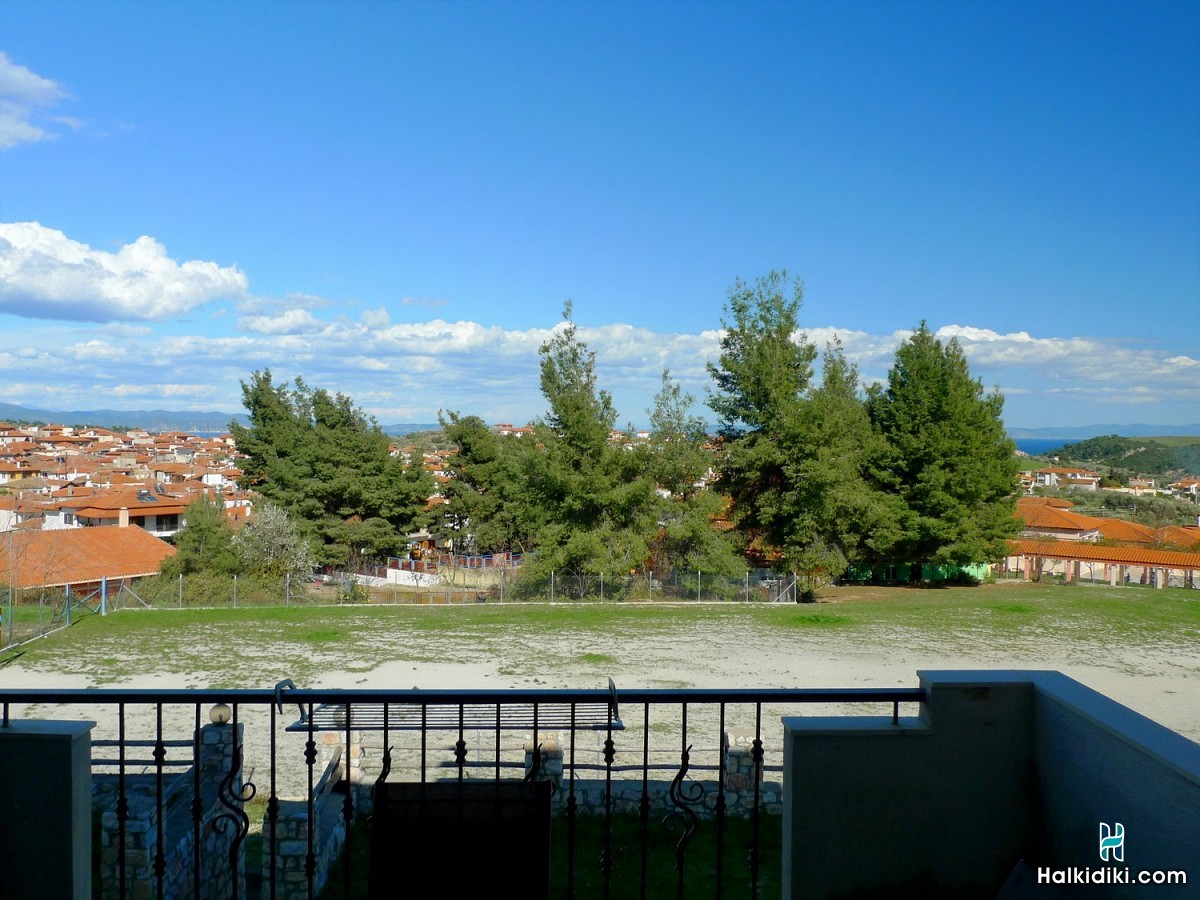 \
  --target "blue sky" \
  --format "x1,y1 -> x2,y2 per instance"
1,0 -> 1197,430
